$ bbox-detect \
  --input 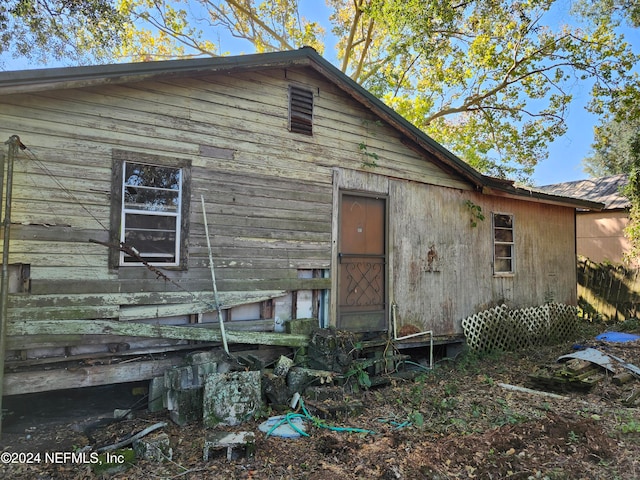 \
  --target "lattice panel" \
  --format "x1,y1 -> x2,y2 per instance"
510,305 -> 550,346
548,303 -> 578,343
461,303 -> 578,353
